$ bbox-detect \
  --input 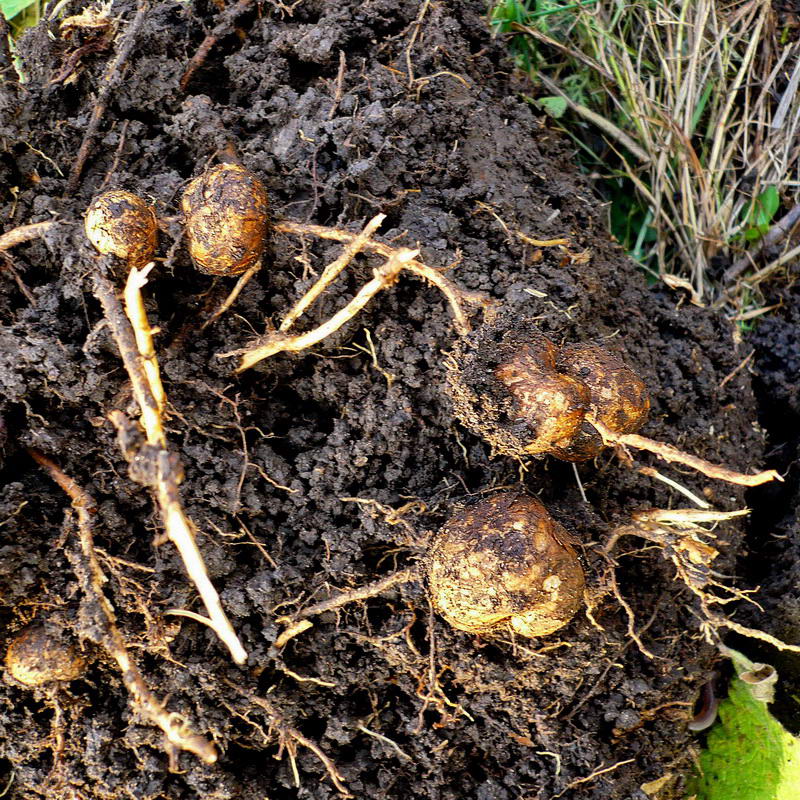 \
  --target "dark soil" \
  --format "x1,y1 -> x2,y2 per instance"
0,1 -> 781,798
739,280 -> 800,733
